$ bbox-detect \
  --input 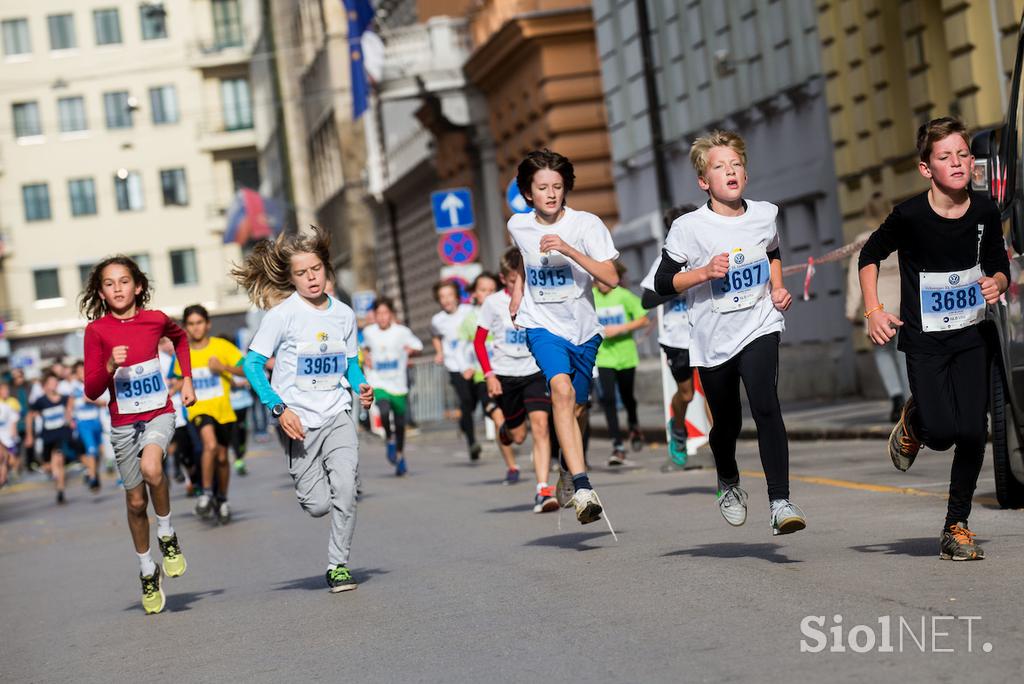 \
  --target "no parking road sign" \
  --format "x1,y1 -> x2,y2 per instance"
431,188 -> 475,232
438,230 -> 479,265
